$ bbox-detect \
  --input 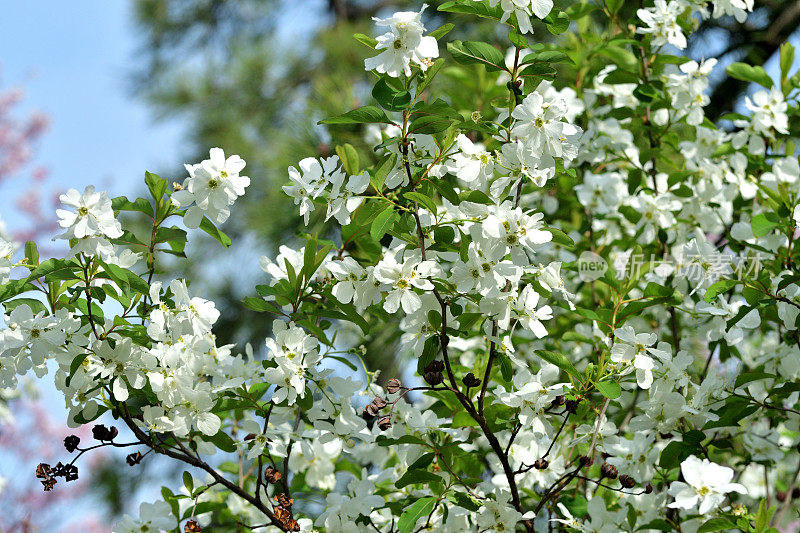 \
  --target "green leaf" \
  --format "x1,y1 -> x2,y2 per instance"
755,498 -> 776,533
372,78 -> 412,112
397,497 -> 437,533
566,2 -> 599,19
544,8 -> 570,35
704,279 -> 740,303
508,29 -> 529,49
370,206 -> 398,242
199,216 -> 232,248
438,1 -> 506,24
335,143 -> 360,175
112,196 -> 155,218
637,519 -> 674,532
633,84 -> 659,102
545,227 -> 573,247
376,434 -> 428,447
417,58 -> 446,94
353,33 -> 377,49
23,241 -> 39,266
535,350 -> 582,382
429,23 -> 454,40
27,258 -> 80,283
595,380 -> 621,399
320,106 -> 395,126
3,298 -> 47,315
780,42 -> 795,82
404,192 -> 437,216
145,171 -> 168,204
447,40 -> 507,72
697,518 -> 738,533
726,62 -> 774,88
182,471 -> 194,495
751,212 -> 781,237
396,469 -> 442,488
